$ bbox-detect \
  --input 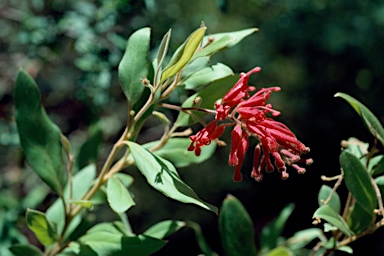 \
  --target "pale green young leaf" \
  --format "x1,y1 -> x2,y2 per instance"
340,150 -> 376,214
265,246 -> 293,256
107,175 -> 135,214
219,195 -> 257,256
335,92 -> 384,146
190,35 -> 235,62
160,27 -> 206,83
181,63 -> 233,90
202,28 -> 258,48
143,220 -> 185,239
140,138 -> 216,168
126,141 -> 218,214
118,27 -> 151,105
286,228 -> 325,250
14,69 -> 66,196
260,203 -> 294,252
67,200 -> 94,209
313,205 -> 354,236
318,185 -> 341,214
26,209 -> 57,246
